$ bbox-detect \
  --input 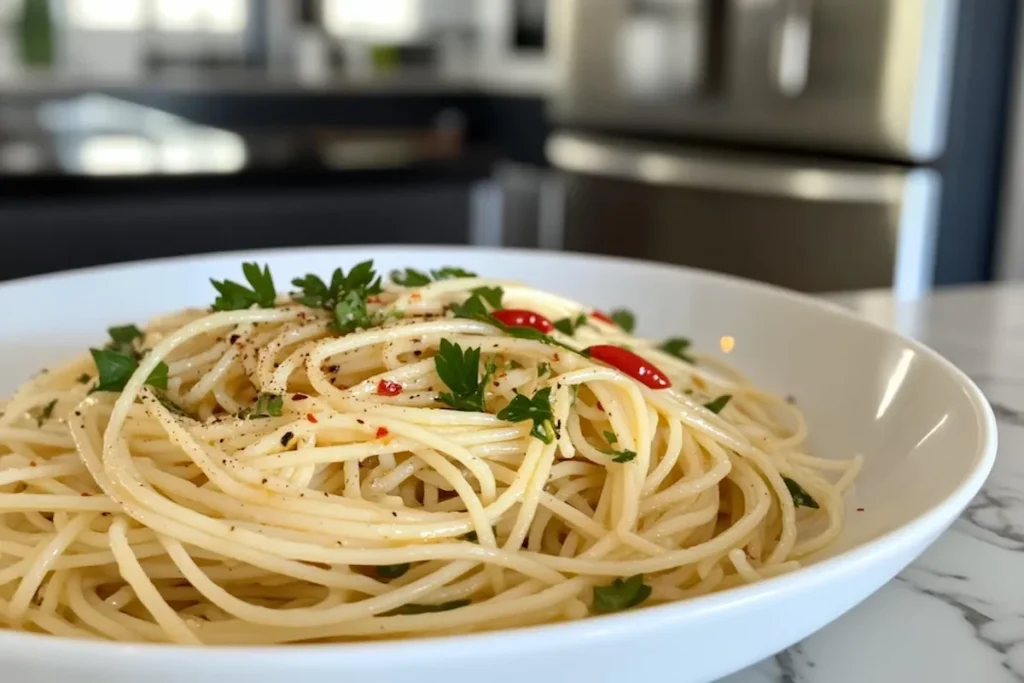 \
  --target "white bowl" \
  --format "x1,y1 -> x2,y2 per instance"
0,247 -> 997,683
